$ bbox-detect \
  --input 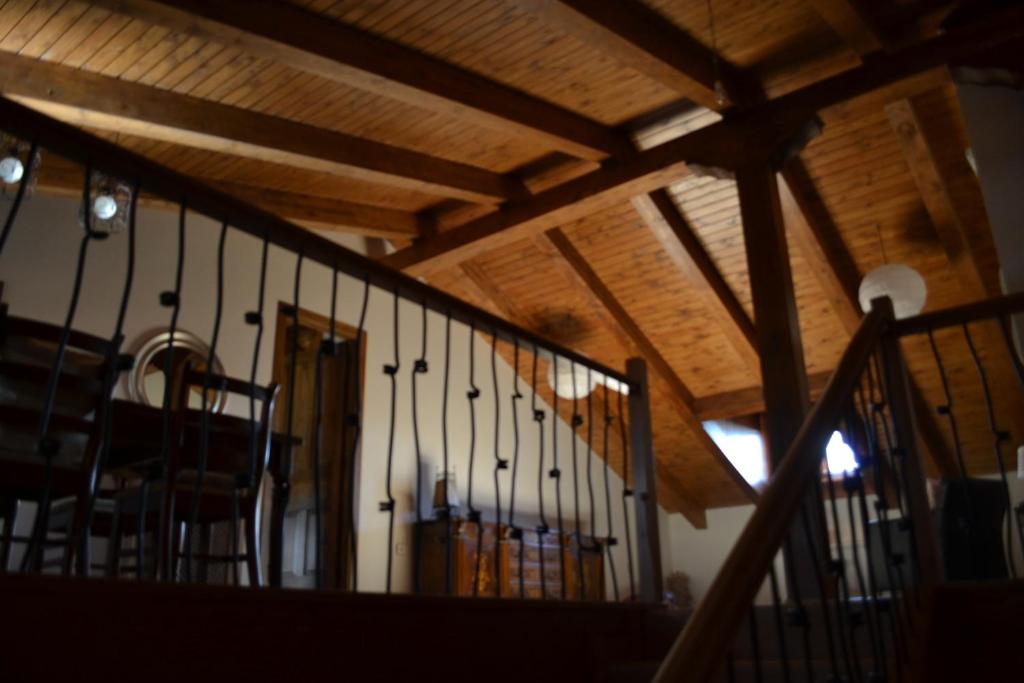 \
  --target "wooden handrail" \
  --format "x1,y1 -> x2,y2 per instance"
0,96 -> 631,387
892,291 -> 1024,336
652,305 -> 889,682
